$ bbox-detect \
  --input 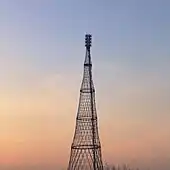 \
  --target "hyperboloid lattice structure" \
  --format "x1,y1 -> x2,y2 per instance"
67,34 -> 103,170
